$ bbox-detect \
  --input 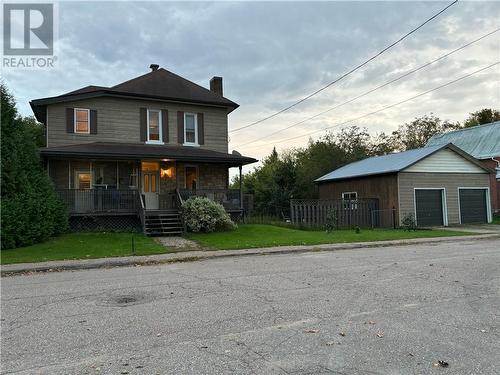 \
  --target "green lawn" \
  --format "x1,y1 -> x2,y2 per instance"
1,232 -> 167,265
187,224 -> 472,250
